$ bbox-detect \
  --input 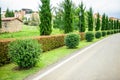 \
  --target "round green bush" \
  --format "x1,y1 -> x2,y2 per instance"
102,31 -> 106,37
107,31 -> 111,35
85,32 -> 94,42
65,33 -> 80,48
95,32 -> 102,39
8,39 -> 42,69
